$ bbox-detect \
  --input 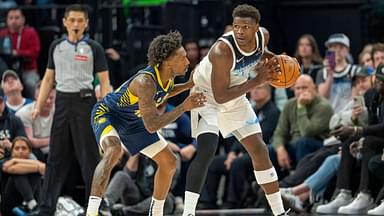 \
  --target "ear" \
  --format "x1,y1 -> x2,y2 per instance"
62,18 -> 66,28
